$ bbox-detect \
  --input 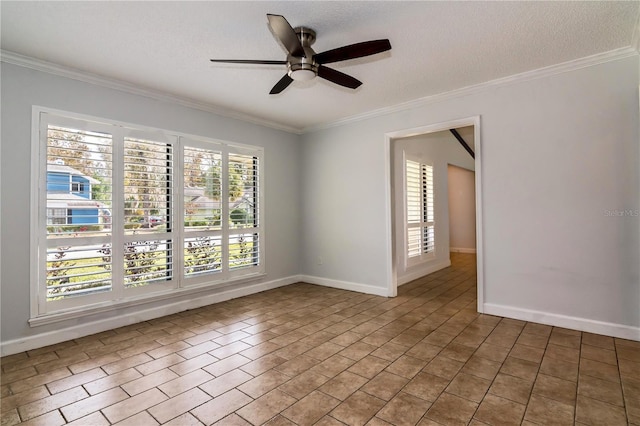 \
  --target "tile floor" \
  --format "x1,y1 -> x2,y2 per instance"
1,253 -> 639,425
